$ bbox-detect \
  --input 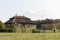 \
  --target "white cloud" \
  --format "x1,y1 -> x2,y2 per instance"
21,9 -> 53,20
